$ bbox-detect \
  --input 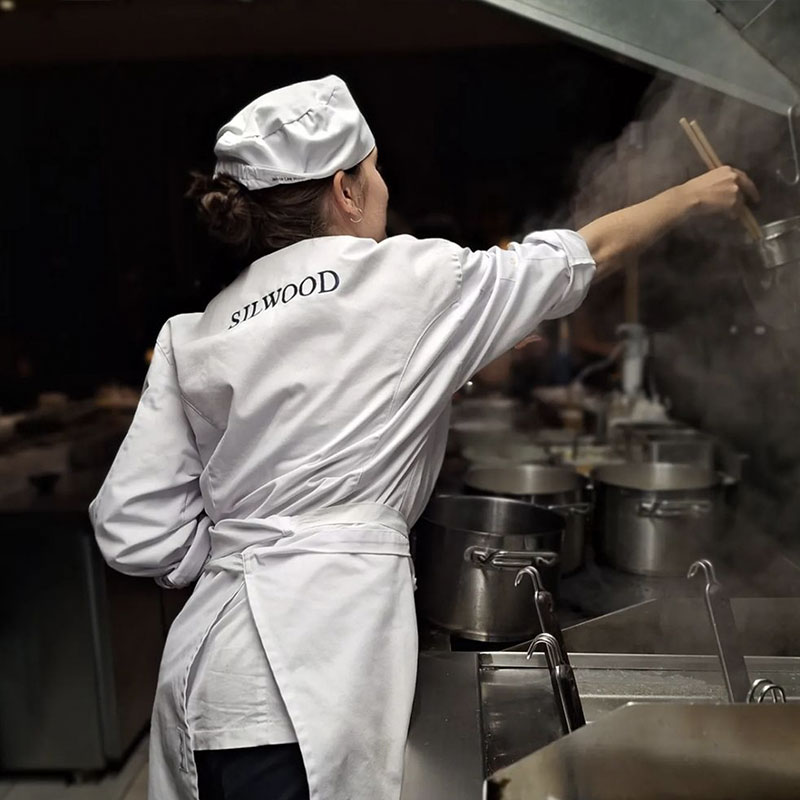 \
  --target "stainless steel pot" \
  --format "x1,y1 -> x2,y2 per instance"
463,465 -> 589,574
742,216 -> 800,330
413,495 -> 564,641
628,427 -> 715,469
461,440 -> 551,467
757,216 -> 800,271
592,463 -> 725,576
